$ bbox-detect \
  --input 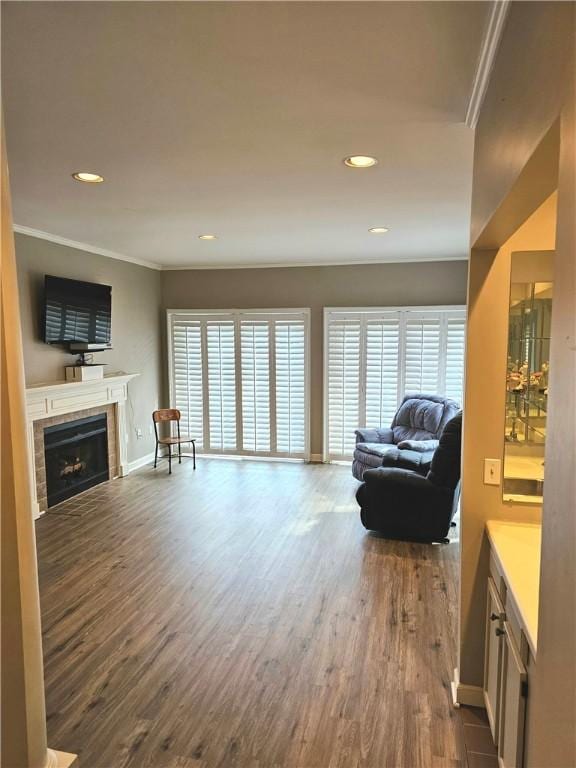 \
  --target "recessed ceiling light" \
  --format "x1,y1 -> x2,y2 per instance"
198,234 -> 217,240
72,171 -> 104,183
344,155 -> 378,168
368,227 -> 389,234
